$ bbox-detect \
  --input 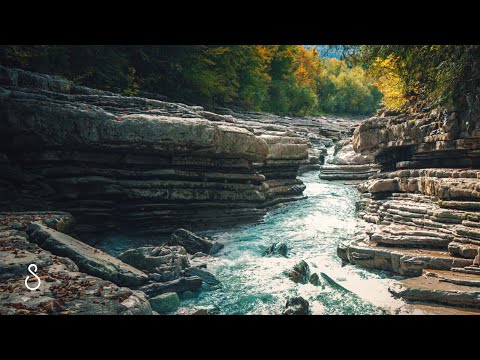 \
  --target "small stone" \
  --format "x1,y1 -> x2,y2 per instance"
149,273 -> 163,282
161,271 -> 174,282
149,292 -> 180,314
